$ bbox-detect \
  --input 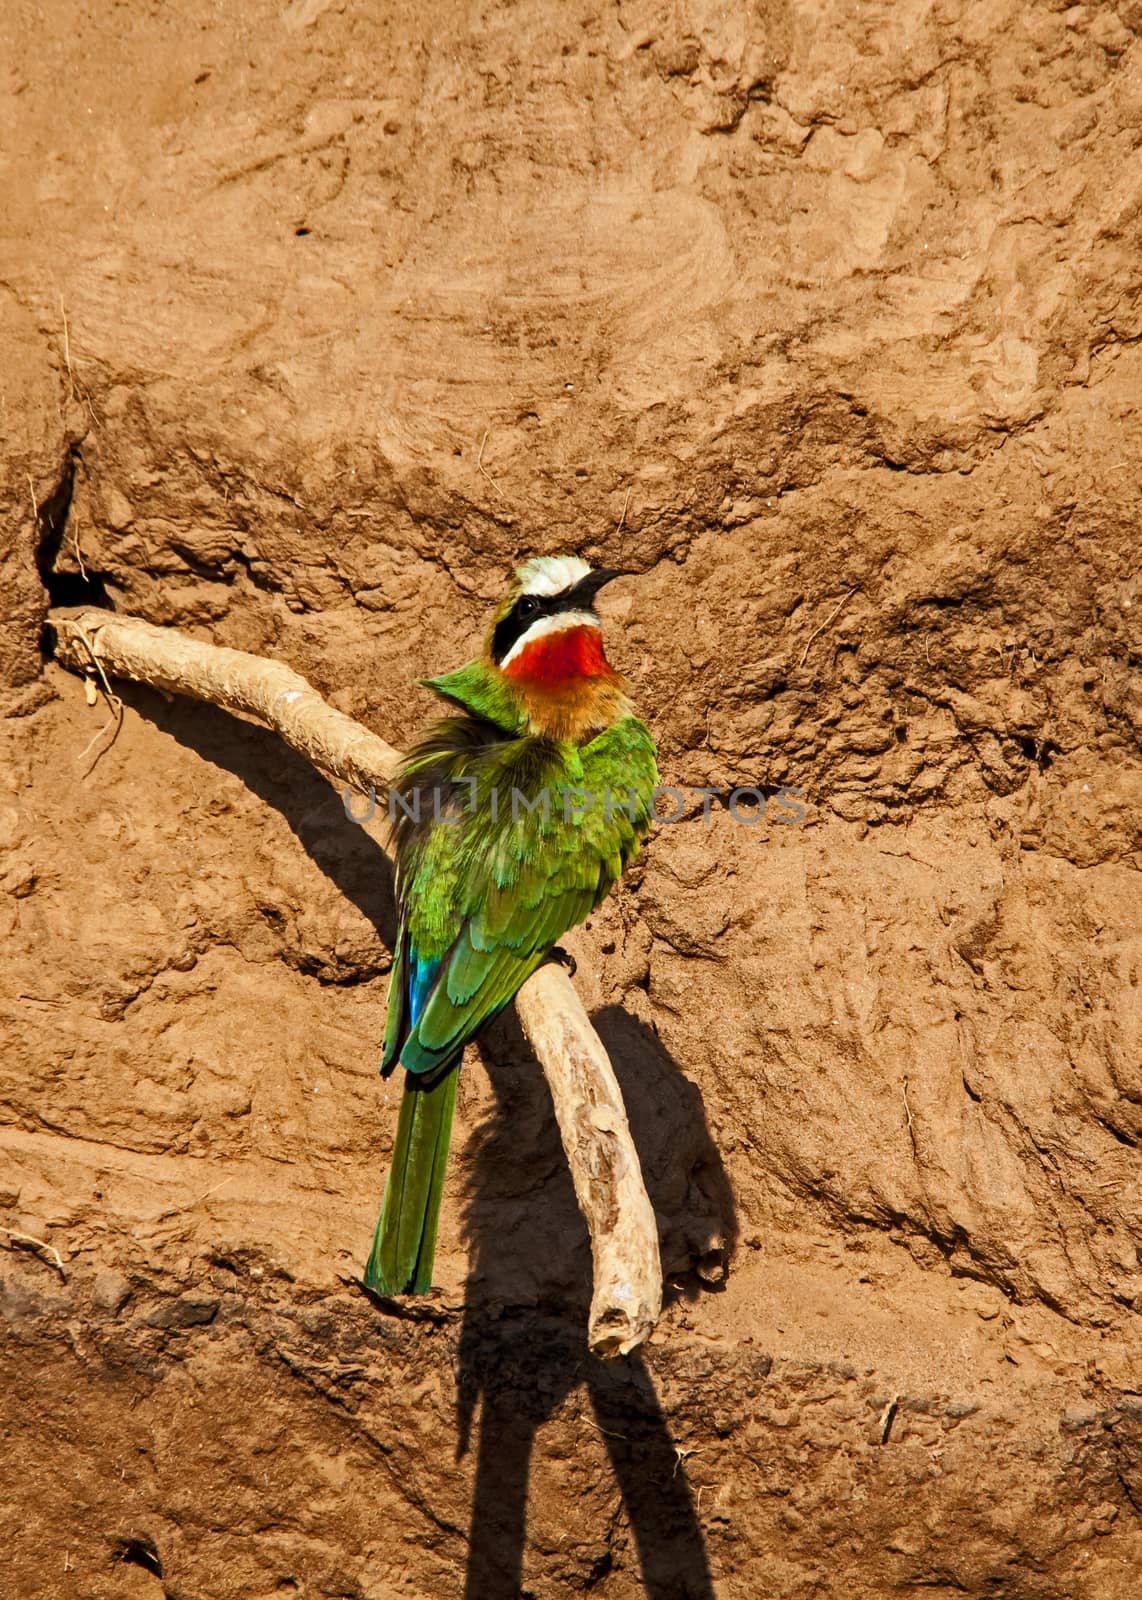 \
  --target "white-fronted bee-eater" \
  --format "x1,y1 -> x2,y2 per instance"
365,555 -> 658,1295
